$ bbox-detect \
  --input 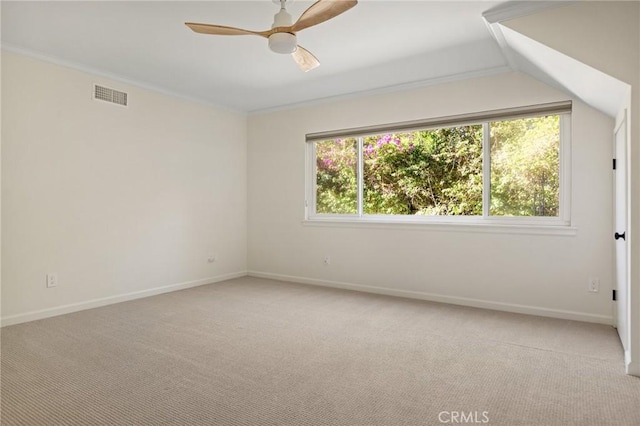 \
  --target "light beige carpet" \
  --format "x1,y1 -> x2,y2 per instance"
1,276 -> 639,426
